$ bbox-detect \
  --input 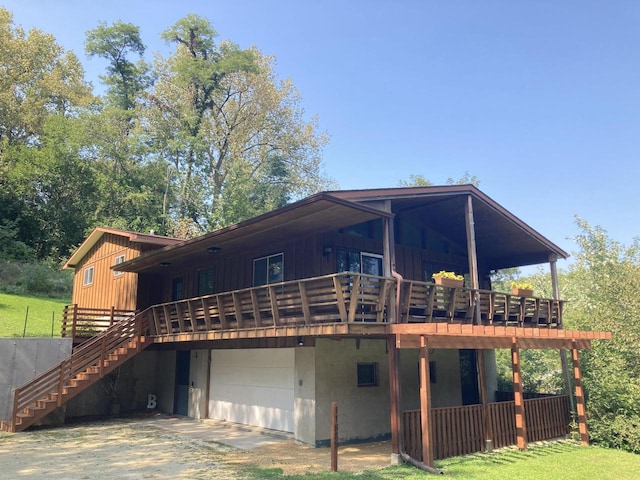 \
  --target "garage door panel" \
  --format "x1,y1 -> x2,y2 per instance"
210,349 -> 294,432
214,366 -> 293,389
